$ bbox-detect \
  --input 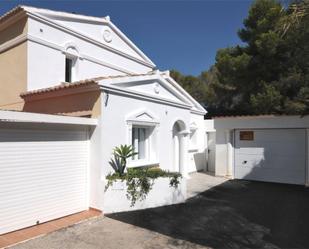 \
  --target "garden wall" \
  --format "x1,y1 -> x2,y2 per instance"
103,177 -> 187,213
